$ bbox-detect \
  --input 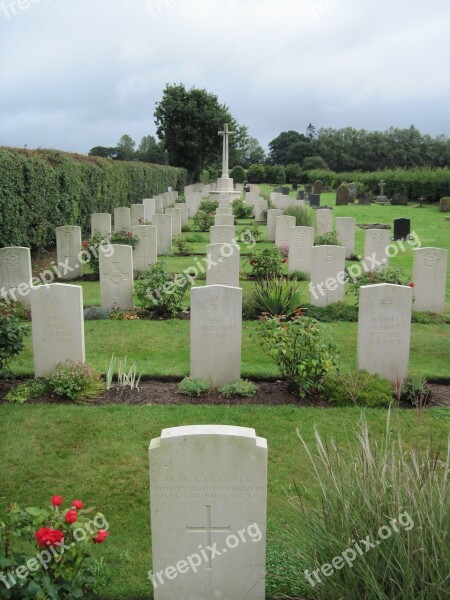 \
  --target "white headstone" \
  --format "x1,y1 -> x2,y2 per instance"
214,214 -> 235,227
315,209 -> 333,237
336,217 -> 356,259
253,200 -> 268,222
175,203 -> 189,228
152,214 -> 172,255
266,209 -> 283,241
114,207 -> 132,233
309,245 -> 346,306
412,247 -> 448,313
364,229 -> 390,271
186,194 -> 200,218
190,285 -> 242,386
131,204 -> 145,226
132,225 -> 157,272
210,225 -> 236,245
357,283 -> 413,384
149,424 -> 267,600
206,244 -> 240,287
143,199 -> 156,221
31,283 -> 85,377
99,244 -> 134,309
165,208 -> 182,237
275,215 -> 296,248
56,226 -> 83,280
216,206 -> 233,215
154,198 -> 164,215
248,184 -> 260,194
91,213 -> 111,237
0,246 -> 33,308
245,193 -> 262,207
202,184 -> 211,198
289,226 -> 314,275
